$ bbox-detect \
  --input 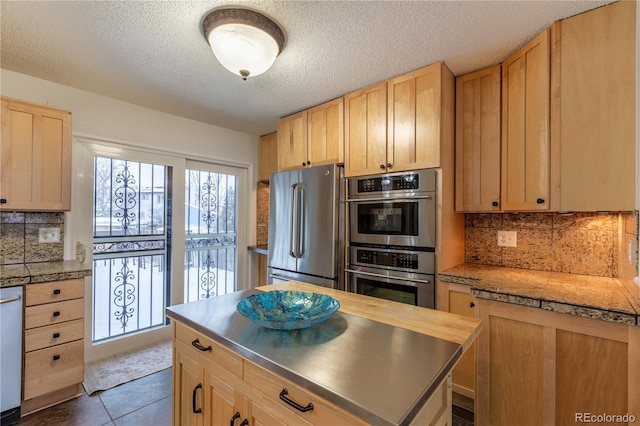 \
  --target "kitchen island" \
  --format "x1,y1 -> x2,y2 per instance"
165,281 -> 482,426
